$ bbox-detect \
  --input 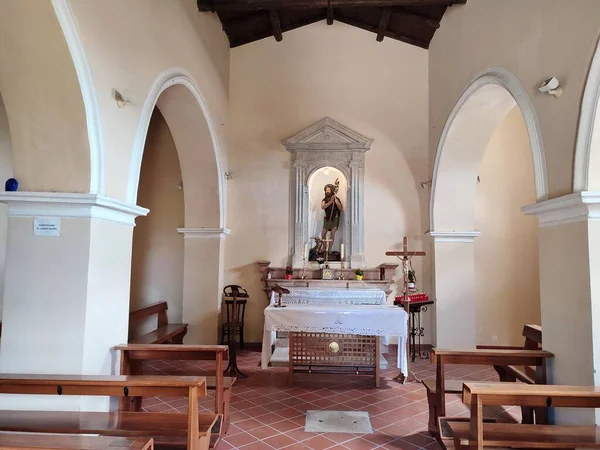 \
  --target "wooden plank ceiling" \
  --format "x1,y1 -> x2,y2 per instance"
197,0 -> 466,49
